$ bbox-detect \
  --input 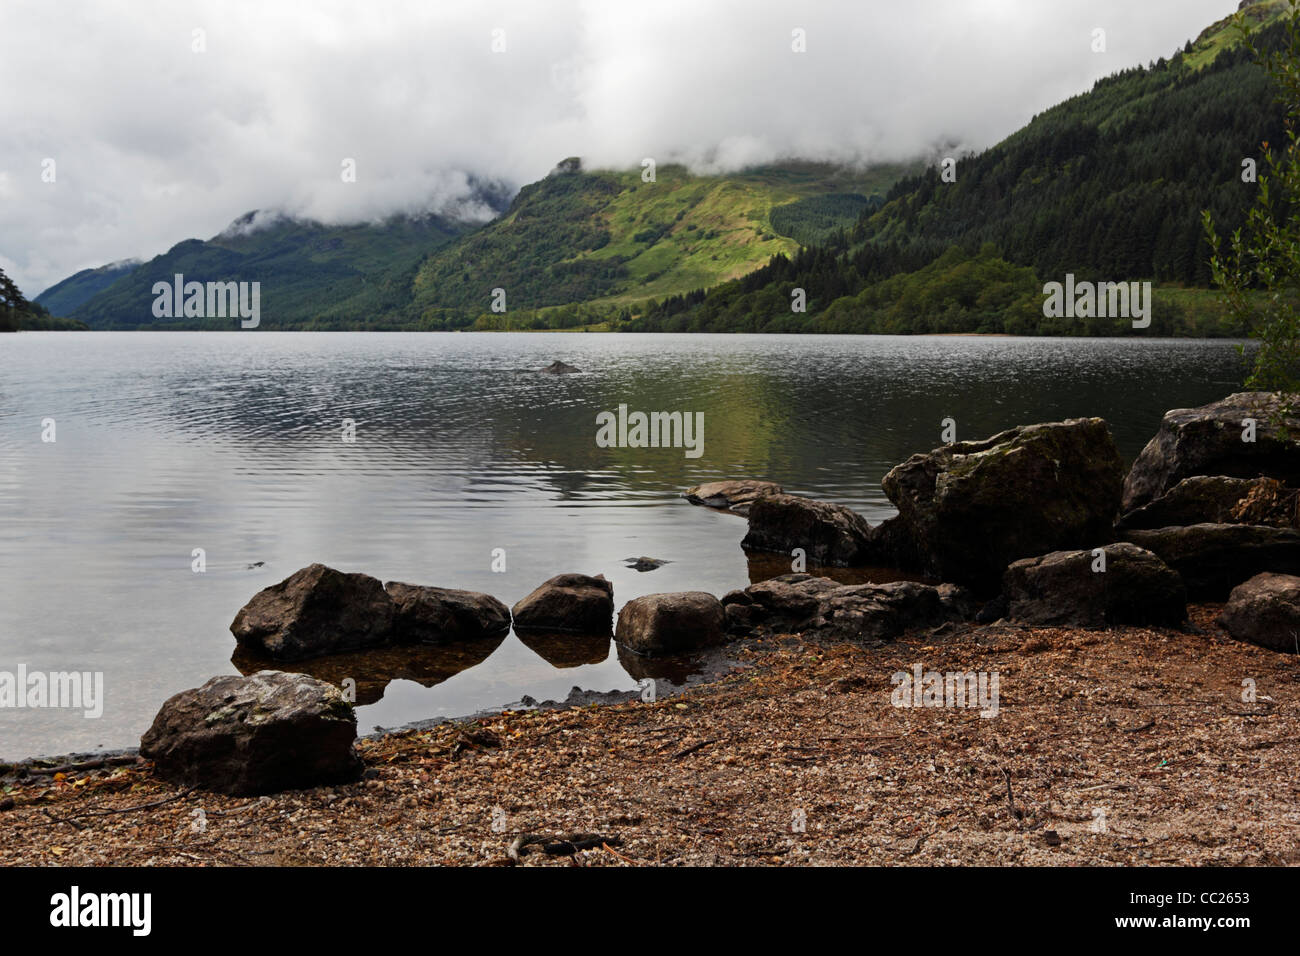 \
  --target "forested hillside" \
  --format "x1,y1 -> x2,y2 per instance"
626,5 -> 1292,336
